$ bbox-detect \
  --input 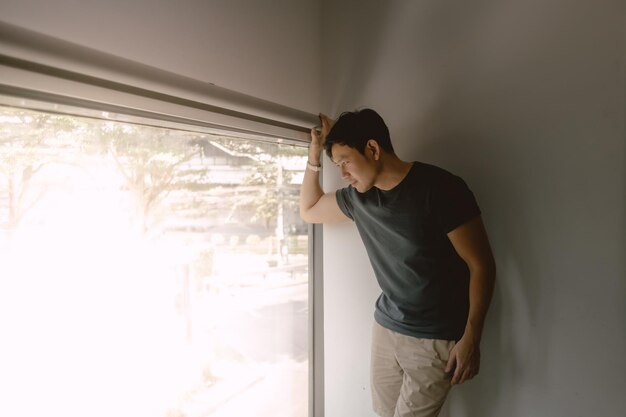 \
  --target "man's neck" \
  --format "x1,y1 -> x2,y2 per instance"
374,155 -> 413,191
